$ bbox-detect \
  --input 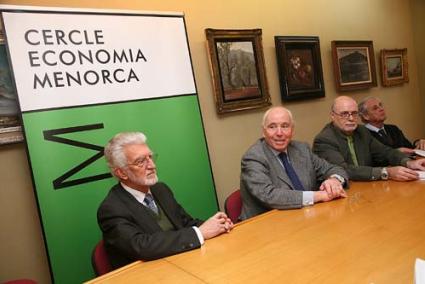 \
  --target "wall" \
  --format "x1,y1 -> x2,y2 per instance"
410,0 -> 425,116
1,0 -> 423,282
